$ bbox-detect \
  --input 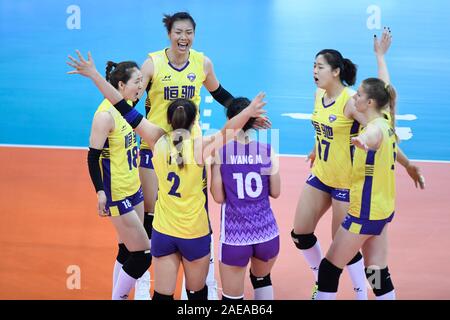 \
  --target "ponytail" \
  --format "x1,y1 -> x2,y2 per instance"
385,83 -> 397,139
167,99 -> 198,169
104,61 -> 139,89
172,106 -> 186,169
105,61 -> 117,82
316,49 -> 358,86
341,58 -> 357,86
